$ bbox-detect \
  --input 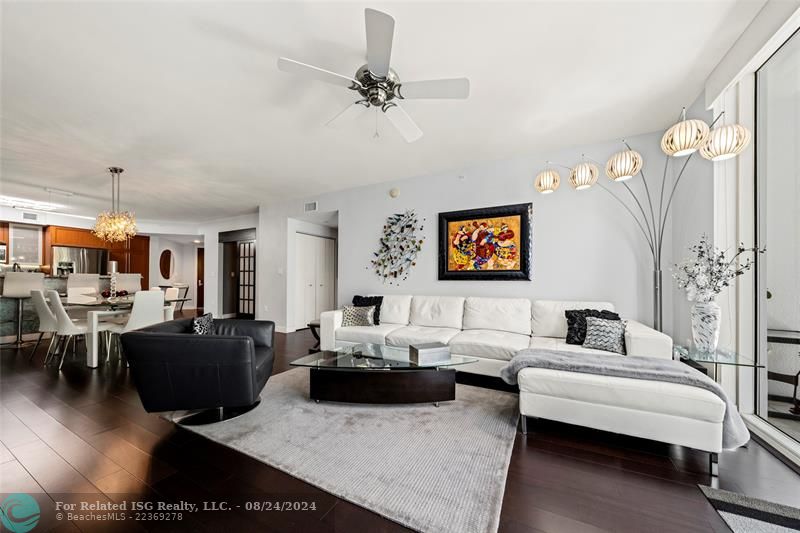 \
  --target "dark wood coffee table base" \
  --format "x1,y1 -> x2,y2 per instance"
309,367 -> 456,405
